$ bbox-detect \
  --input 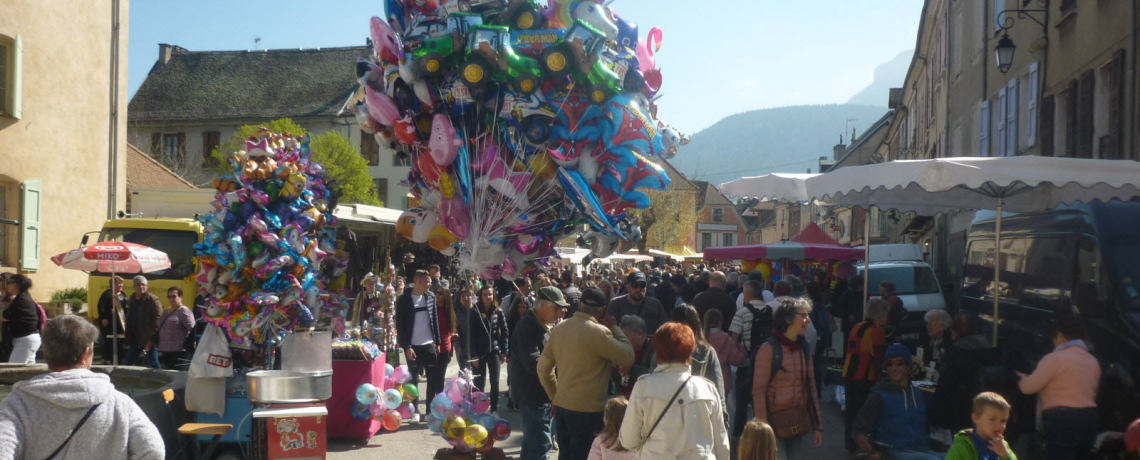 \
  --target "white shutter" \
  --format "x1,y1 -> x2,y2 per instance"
19,178 -> 41,271
1007,78 -> 1020,156
10,35 -> 21,119
993,0 -> 1005,32
997,89 -> 1007,156
1027,62 -> 1039,147
979,100 -> 991,157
